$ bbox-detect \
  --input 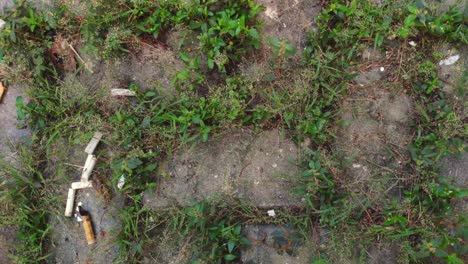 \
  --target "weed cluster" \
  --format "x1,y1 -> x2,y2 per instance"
292,0 -> 467,263
169,202 -> 249,262
78,0 -> 262,86
0,147 -> 51,263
